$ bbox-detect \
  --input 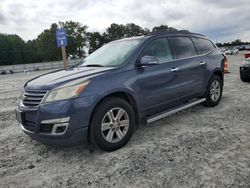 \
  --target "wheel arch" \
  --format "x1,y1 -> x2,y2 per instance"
89,91 -> 142,129
212,69 -> 224,85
